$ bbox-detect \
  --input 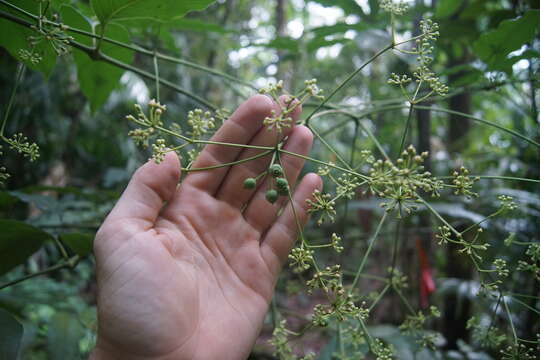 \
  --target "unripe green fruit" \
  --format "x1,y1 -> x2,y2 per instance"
277,186 -> 289,196
243,178 -> 256,189
276,177 -> 289,196
266,189 -> 279,204
270,164 -> 283,177
276,177 -> 288,189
